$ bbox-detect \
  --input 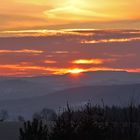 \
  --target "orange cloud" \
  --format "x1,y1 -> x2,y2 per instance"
0,64 -> 125,76
0,65 -> 43,71
0,29 -> 93,37
81,37 -> 140,44
53,51 -> 69,54
127,68 -> 140,73
44,60 -> 57,64
0,49 -> 43,54
0,63 -> 139,76
72,59 -> 104,64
